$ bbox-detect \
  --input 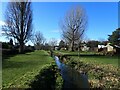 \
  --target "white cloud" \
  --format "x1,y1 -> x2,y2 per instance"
0,21 -> 6,26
